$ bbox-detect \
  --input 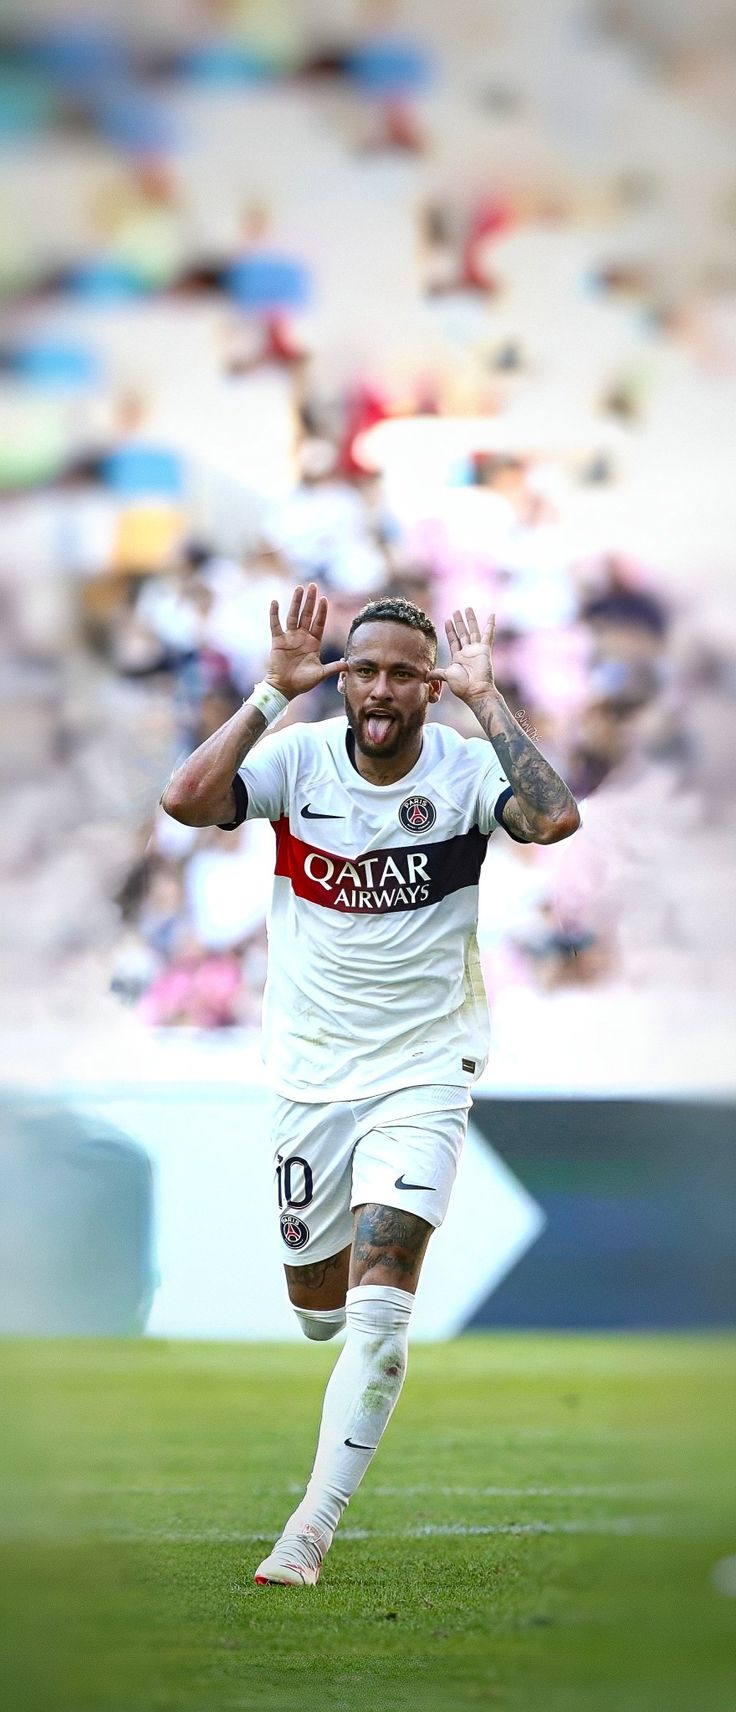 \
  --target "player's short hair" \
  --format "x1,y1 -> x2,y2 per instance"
346,598 -> 438,660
